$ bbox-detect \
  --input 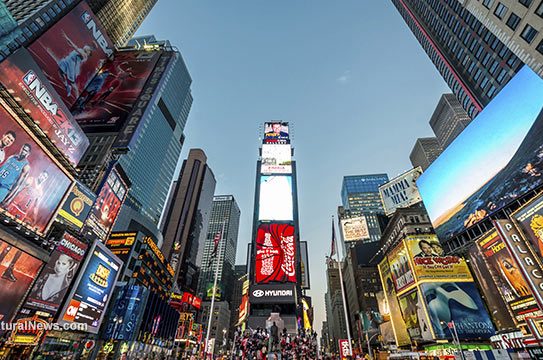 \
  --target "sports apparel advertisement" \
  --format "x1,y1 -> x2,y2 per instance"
258,175 -> 293,221
513,192 -> 543,257
420,282 -> 495,340
379,167 -> 423,216
255,223 -> 296,283
477,230 -> 541,325
0,102 -> 72,235
263,122 -> 289,144
25,233 -> 87,313
378,258 -> 410,346
73,50 -> 162,130
28,1 -> 114,108
0,240 -> 42,324
84,166 -> 128,241
261,144 -> 292,174
56,181 -> 95,230
0,48 -> 89,165
405,235 -> 472,282
58,240 -> 122,334
387,241 -> 415,294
